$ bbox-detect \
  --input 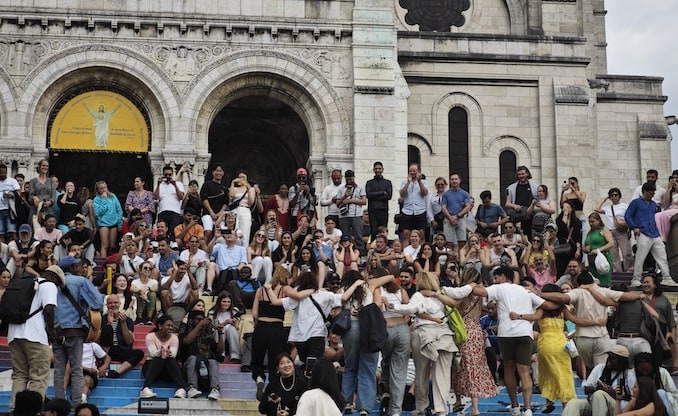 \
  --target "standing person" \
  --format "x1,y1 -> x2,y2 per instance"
560,177 -> 588,246
554,200 -> 582,277
335,170 -> 366,245
641,274 -> 678,371
13,174 -> 31,230
440,173 -> 472,250
504,166 -> 539,236
508,284 -> 577,414
427,177 -> 448,237
527,185 -> 557,234
52,256 -> 104,408
92,180 -> 122,258
450,269 -> 498,416
264,184 -> 291,232
125,177 -> 155,227
56,181 -> 80,233
365,161 -> 393,241
296,359 -> 345,416
200,163 -> 229,241
398,163 -> 428,247
656,172 -> 678,241
472,266 -> 551,416
7,265 -> 61,411
625,182 -> 678,287
632,169 -> 665,206
320,169 -> 343,225
0,164 -> 20,243
594,188 -> 633,273
583,213 -> 614,287
29,158 -> 56,221
288,167 -> 317,231
154,165 -> 185,236
228,170 -> 258,244
390,272 -> 465,416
